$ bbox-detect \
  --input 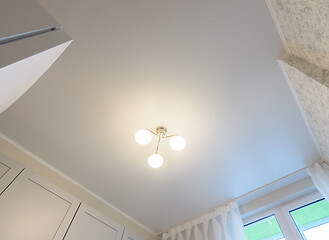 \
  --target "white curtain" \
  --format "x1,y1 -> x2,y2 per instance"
307,162 -> 329,201
162,202 -> 246,240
